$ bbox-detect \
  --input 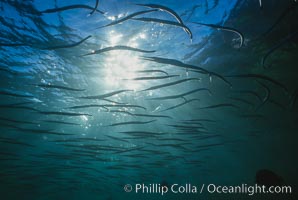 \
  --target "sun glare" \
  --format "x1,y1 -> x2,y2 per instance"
103,31 -> 149,91
109,31 -> 123,45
